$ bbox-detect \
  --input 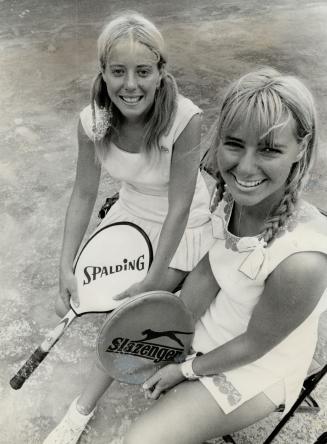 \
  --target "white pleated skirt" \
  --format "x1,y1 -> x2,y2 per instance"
96,199 -> 215,272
